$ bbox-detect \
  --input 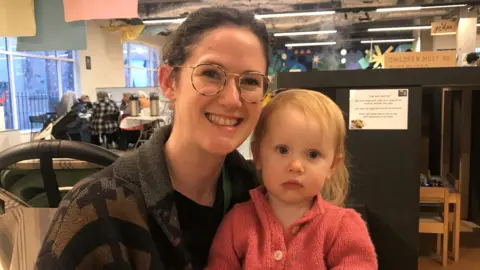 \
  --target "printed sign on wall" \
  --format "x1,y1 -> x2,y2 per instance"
384,51 -> 456,69
349,89 -> 409,130
431,20 -> 458,36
